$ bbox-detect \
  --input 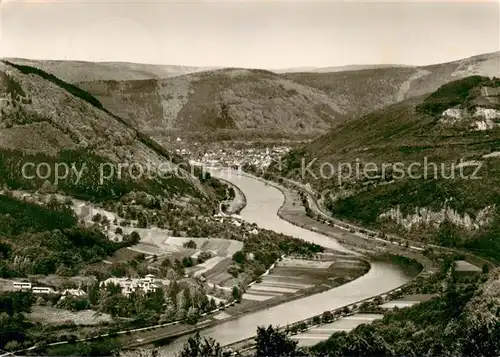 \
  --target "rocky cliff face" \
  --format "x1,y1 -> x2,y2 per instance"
379,204 -> 496,231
